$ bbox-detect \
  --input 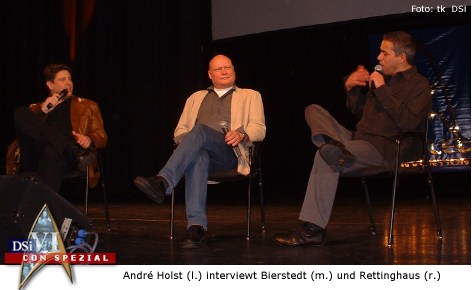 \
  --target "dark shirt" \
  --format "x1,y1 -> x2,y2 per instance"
45,98 -> 73,141
347,67 -> 431,164
196,88 -> 233,133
